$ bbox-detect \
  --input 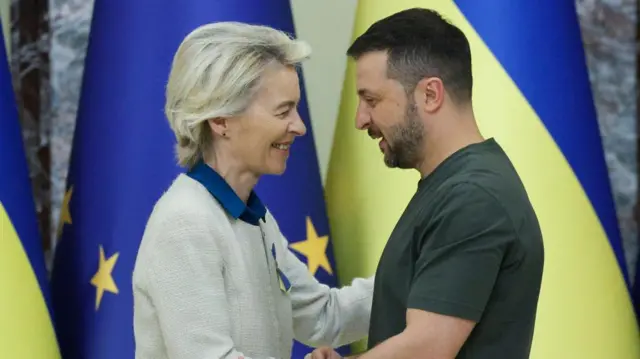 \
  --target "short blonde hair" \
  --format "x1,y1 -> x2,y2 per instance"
165,22 -> 311,168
